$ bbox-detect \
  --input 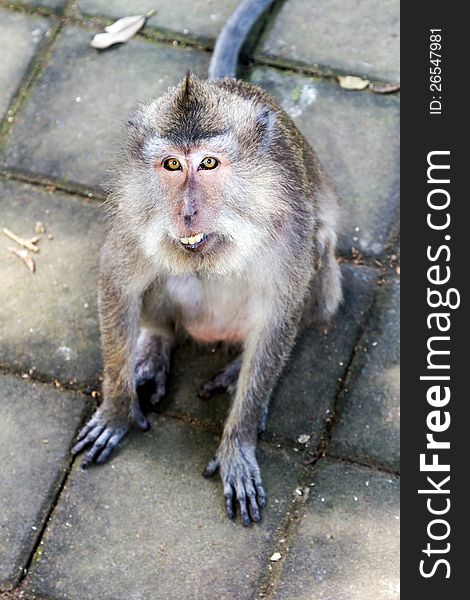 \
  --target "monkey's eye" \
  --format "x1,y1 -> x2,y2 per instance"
163,157 -> 182,171
199,157 -> 219,170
